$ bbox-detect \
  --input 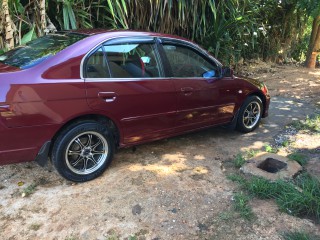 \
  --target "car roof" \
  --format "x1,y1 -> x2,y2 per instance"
58,29 -> 189,42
